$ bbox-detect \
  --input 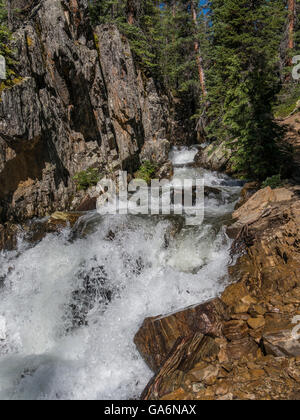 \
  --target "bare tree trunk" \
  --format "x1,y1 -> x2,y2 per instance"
288,0 -> 296,51
191,1 -> 207,98
126,0 -> 135,25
